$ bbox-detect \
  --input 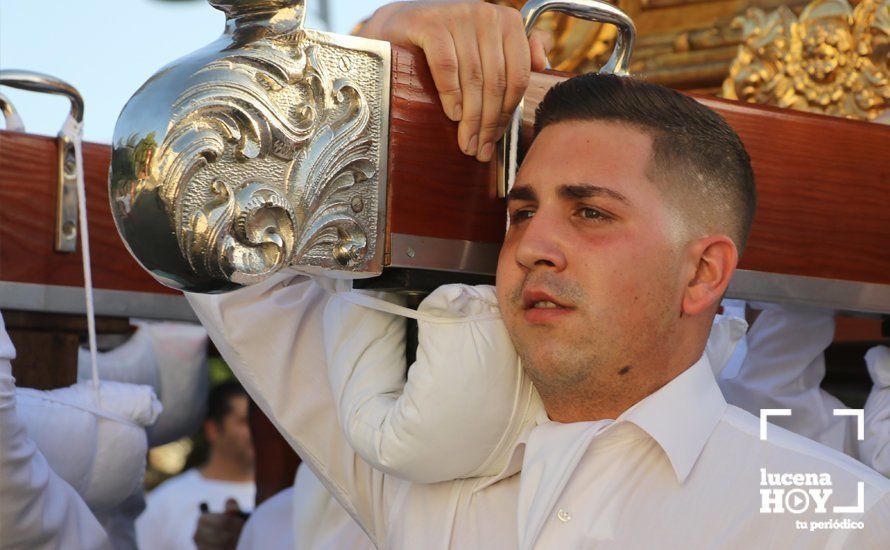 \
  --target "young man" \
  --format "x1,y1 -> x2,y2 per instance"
137,381 -> 255,549
187,2 -> 890,547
